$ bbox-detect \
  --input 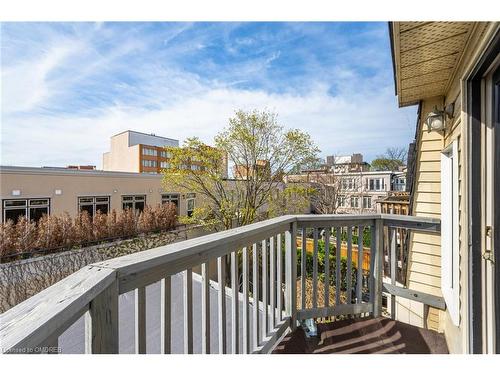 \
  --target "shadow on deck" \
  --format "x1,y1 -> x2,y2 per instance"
273,317 -> 449,354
